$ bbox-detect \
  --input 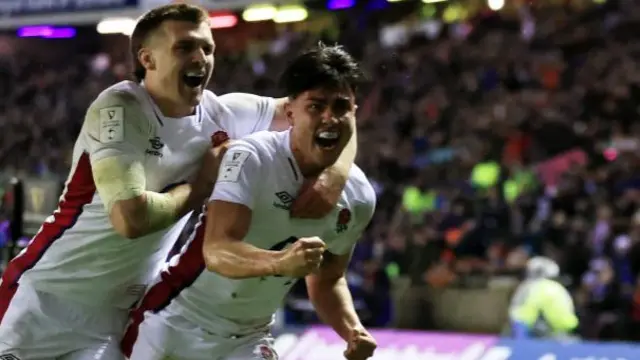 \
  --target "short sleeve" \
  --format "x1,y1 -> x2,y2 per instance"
83,90 -> 152,164
210,142 -> 263,209
327,189 -> 377,255
217,93 -> 275,138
